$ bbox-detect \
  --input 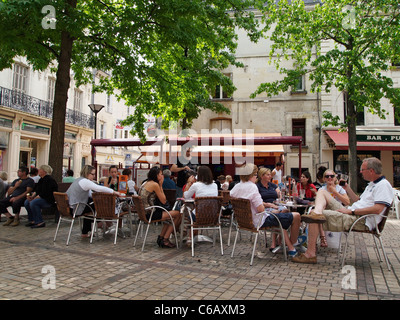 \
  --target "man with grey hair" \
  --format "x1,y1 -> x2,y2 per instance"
24,164 -> 58,228
293,157 -> 393,264
162,169 -> 176,190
